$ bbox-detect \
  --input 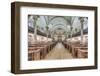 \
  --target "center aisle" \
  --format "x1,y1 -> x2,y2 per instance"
45,42 -> 73,60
